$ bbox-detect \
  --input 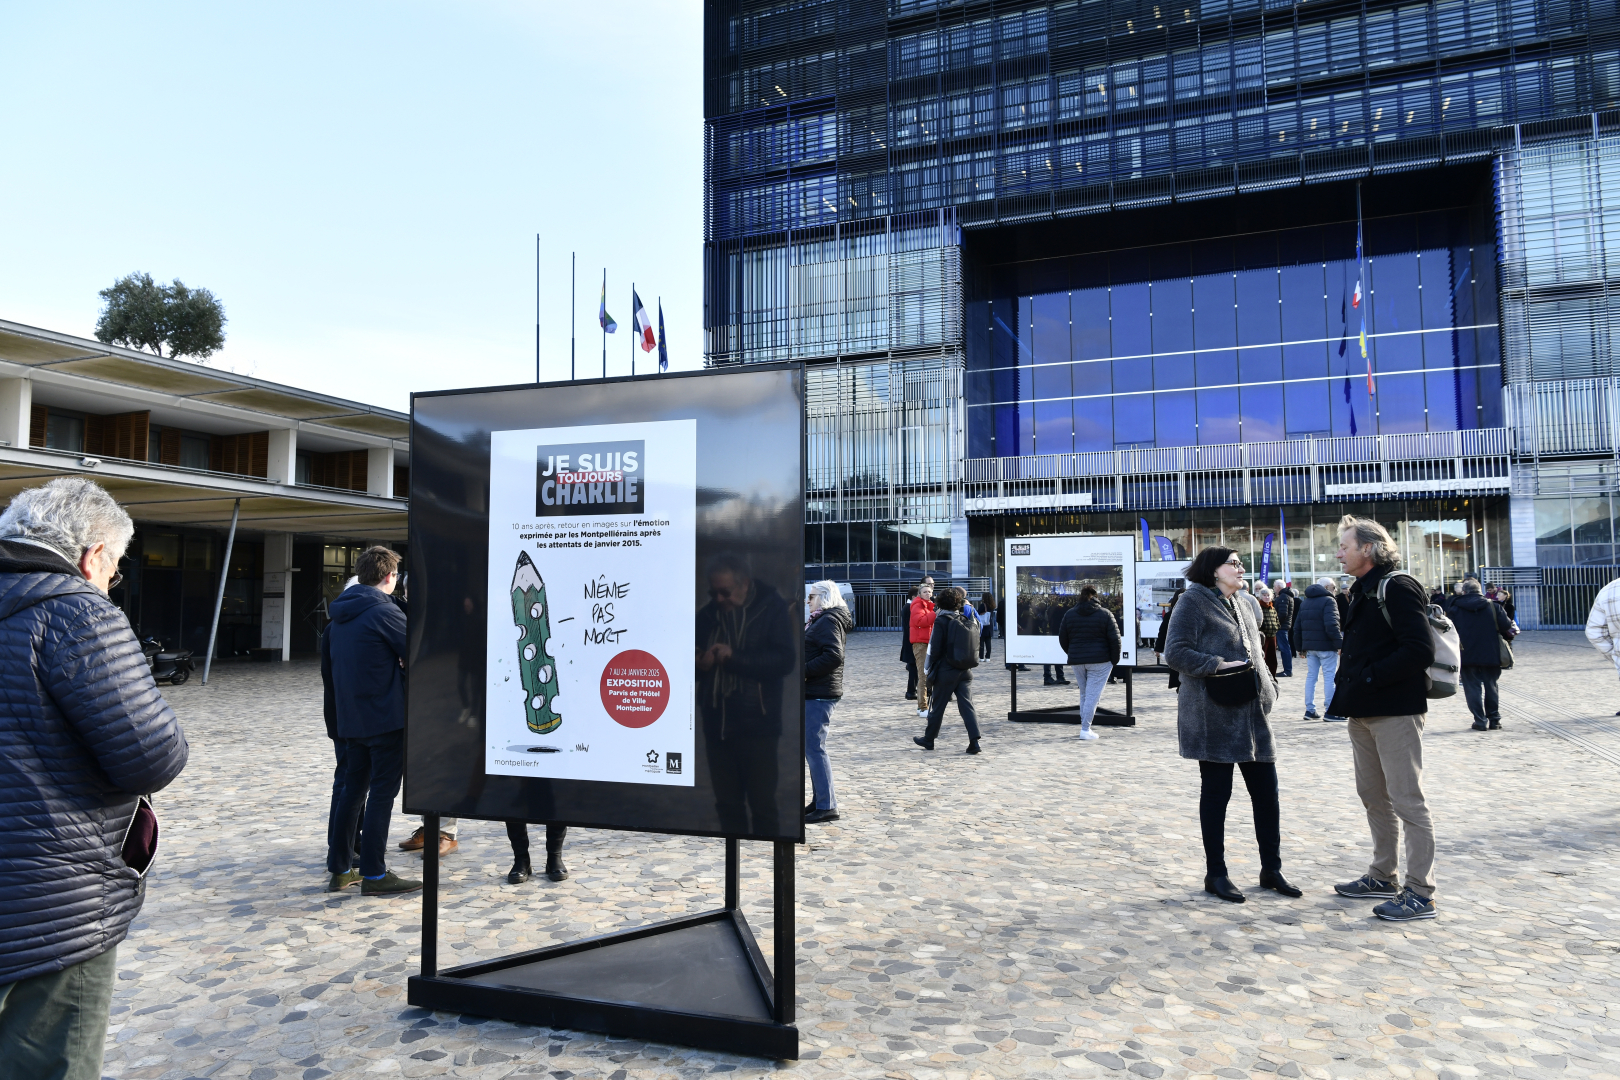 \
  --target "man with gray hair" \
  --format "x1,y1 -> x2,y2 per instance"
1328,514 -> 1438,922
0,478 -> 189,1078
